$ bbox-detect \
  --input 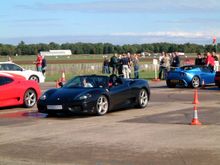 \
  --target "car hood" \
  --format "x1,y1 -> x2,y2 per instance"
45,87 -> 93,102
